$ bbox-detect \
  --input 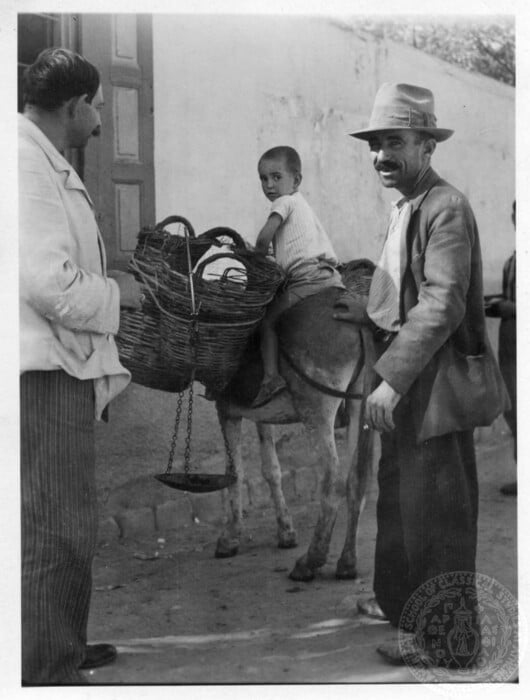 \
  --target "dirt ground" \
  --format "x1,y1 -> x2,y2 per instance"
85,403 -> 518,688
